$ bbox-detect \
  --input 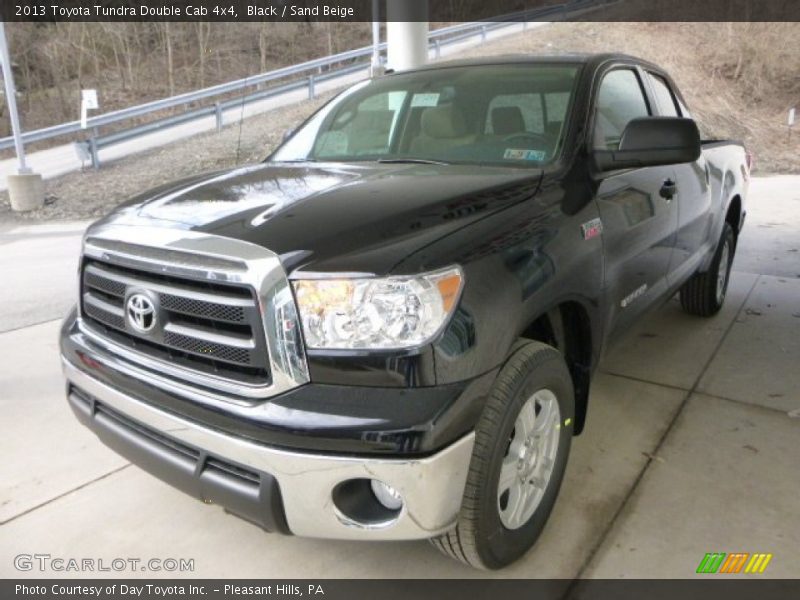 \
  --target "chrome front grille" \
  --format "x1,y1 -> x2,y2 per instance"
159,293 -> 246,323
84,296 -> 126,330
81,258 -> 270,382
74,225 -> 310,402
163,330 -> 251,365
